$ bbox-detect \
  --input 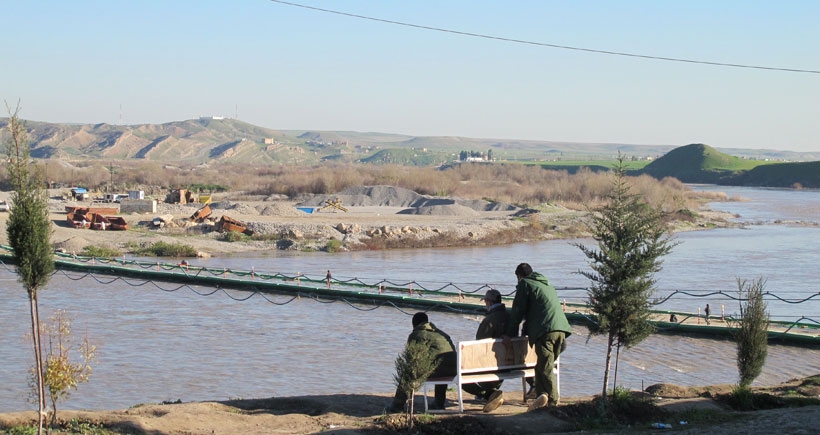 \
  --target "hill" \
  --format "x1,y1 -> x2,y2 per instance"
638,143 -> 763,183
5,117 -> 816,165
637,143 -> 820,188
